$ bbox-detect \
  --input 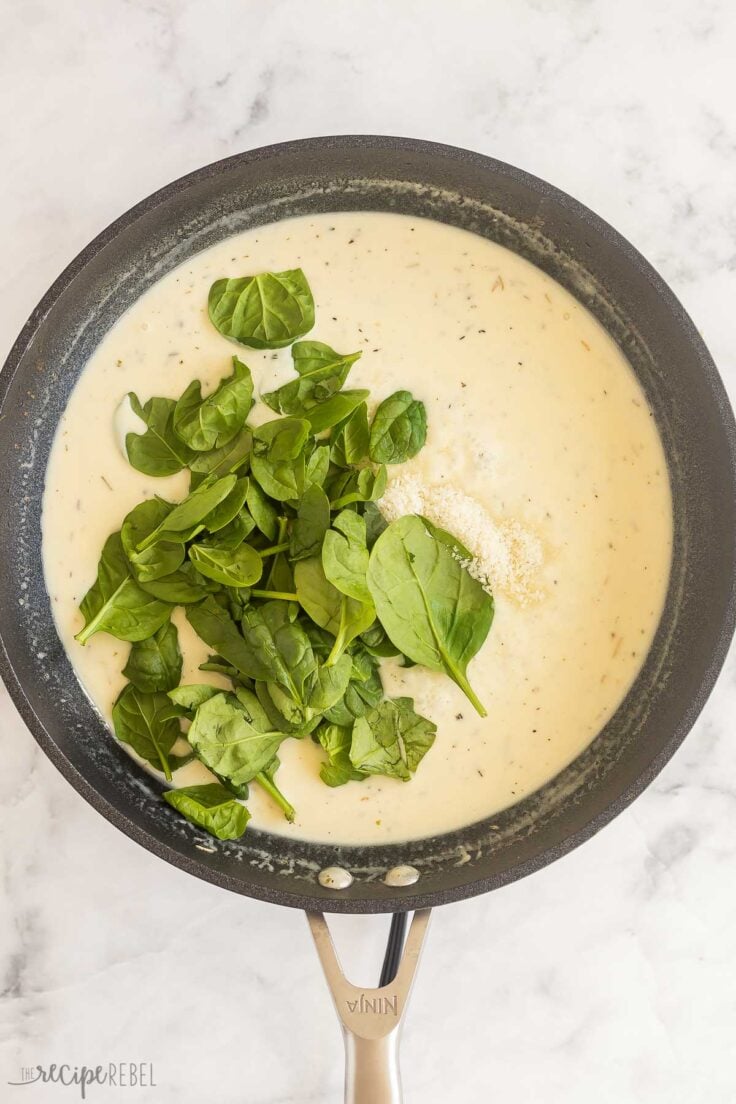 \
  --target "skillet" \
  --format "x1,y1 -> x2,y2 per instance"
1,136 -> 735,1101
